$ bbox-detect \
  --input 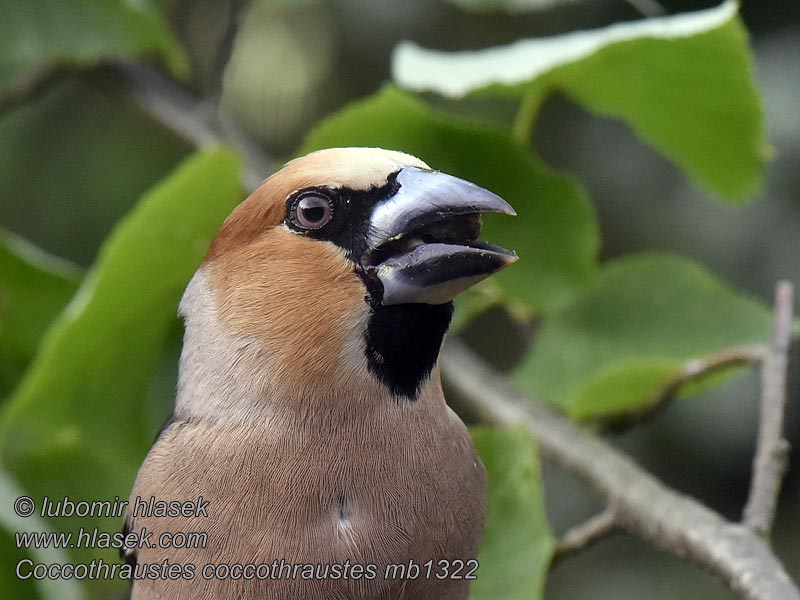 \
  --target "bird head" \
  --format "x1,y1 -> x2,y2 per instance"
179,148 -> 516,415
